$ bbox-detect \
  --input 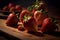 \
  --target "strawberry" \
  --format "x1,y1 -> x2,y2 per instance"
2,6 -> 8,11
15,5 -> 22,11
40,18 -> 57,33
19,10 -> 30,23
2,6 -> 9,15
6,13 -> 18,26
18,25 -> 25,31
8,3 -> 15,12
8,3 -> 14,9
23,17 -> 38,32
34,11 -> 47,26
